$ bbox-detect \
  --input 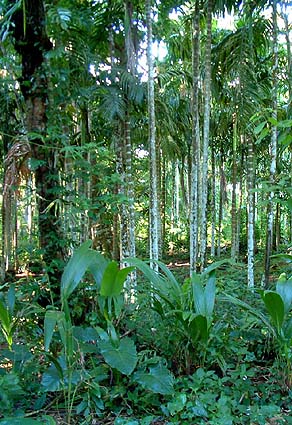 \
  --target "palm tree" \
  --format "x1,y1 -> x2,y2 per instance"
263,0 -> 278,287
200,0 -> 213,270
190,0 -> 201,274
146,0 -> 159,266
